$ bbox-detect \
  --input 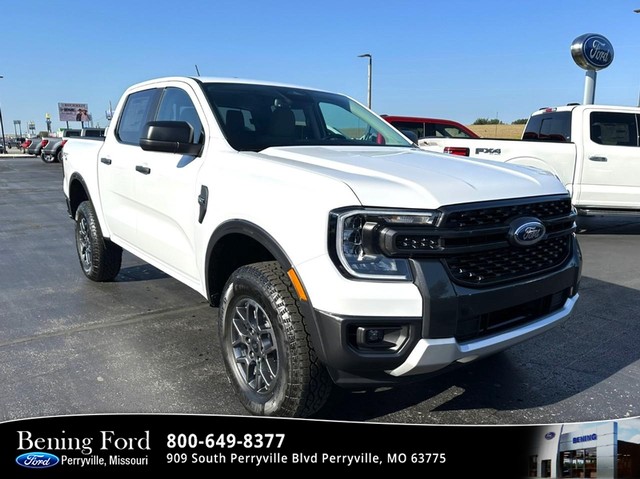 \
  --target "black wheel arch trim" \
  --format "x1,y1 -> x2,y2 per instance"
66,172 -> 94,219
205,219 -> 331,365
